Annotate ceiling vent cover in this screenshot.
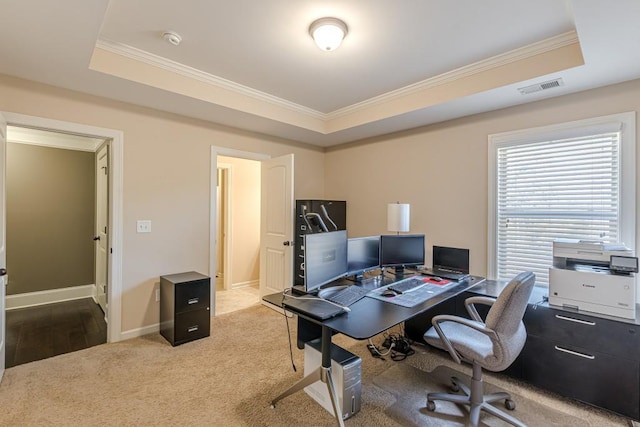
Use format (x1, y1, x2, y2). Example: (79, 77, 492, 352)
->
(518, 78, 564, 95)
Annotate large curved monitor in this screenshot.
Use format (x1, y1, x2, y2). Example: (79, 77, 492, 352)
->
(303, 230, 348, 293)
(380, 234, 425, 272)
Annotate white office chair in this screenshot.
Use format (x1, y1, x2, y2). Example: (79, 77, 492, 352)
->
(423, 271, 535, 427)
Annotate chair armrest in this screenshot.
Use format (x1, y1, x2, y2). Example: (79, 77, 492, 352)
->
(465, 296, 496, 322)
(431, 314, 497, 364)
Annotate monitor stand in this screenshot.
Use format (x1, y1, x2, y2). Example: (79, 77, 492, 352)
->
(386, 266, 414, 280)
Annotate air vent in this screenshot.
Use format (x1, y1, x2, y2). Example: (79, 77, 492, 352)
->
(518, 78, 564, 95)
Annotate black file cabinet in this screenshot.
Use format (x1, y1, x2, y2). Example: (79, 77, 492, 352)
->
(160, 272, 211, 346)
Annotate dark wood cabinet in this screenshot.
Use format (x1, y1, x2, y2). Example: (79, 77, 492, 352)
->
(160, 272, 211, 346)
(405, 281, 640, 421)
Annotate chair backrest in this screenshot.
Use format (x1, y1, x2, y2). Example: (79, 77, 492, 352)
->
(485, 271, 535, 338)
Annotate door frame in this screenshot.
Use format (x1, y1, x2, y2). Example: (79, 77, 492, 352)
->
(210, 146, 269, 316)
(216, 163, 233, 291)
(2, 112, 124, 343)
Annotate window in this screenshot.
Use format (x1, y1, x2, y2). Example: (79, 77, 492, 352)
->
(488, 113, 636, 286)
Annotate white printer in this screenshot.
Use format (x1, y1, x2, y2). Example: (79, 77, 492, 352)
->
(549, 239, 637, 319)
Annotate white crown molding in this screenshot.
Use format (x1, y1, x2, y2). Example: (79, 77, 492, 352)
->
(327, 31, 580, 120)
(95, 38, 326, 120)
(95, 31, 579, 131)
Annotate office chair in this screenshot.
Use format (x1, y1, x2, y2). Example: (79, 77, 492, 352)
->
(423, 271, 535, 427)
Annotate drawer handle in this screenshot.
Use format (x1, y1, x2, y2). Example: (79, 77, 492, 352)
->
(187, 326, 199, 332)
(554, 314, 596, 326)
(554, 346, 595, 360)
(188, 298, 199, 305)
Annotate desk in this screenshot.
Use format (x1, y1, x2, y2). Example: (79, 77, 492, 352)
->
(263, 274, 484, 425)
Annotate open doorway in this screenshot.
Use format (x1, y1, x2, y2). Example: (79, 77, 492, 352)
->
(4, 126, 108, 367)
(214, 155, 261, 315)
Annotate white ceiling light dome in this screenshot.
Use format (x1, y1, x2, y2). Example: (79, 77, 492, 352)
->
(309, 17, 348, 51)
(162, 31, 182, 46)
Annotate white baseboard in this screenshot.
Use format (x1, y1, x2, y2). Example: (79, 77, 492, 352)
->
(120, 323, 160, 341)
(6, 284, 96, 310)
(231, 279, 259, 289)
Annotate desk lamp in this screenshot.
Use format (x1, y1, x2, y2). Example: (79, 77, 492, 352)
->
(387, 202, 410, 235)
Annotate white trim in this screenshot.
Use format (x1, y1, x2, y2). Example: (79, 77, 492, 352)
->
(217, 163, 233, 291)
(6, 284, 96, 310)
(96, 38, 325, 120)
(6, 126, 104, 152)
(487, 111, 636, 282)
(231, 279, 259, 290)
(2, 112, 125, 342)
(210, 146, 269, 316)
(97, 32, 577, 124)
(120, 323, 159, 341)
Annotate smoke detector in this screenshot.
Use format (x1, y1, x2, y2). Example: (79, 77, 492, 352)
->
(162, 31, 182, 46)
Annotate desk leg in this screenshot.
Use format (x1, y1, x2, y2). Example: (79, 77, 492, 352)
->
(270, 326, 345, 427)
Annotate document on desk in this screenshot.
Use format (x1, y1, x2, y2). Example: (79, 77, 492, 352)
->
(369, 279, 455, 307)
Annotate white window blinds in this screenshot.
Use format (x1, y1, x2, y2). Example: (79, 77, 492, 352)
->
(495, 132, 620, 286)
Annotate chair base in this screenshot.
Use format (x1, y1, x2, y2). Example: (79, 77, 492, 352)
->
(426, 363, 526, 427)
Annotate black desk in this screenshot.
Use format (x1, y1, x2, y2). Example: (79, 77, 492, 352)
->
(263, 274, 484, 426)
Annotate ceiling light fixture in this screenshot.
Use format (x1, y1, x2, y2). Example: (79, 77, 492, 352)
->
(309, 17, 348, 51)
(162, 31, 182, 46)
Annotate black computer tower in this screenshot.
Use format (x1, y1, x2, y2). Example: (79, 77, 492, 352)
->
(294, 200, 347, 287)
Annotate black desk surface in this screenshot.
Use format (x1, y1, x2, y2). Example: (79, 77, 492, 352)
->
(263, 274, 485, 340)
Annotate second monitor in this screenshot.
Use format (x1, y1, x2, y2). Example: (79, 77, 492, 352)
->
(346, 236, 380, 279)
(380, 234, 425, 274)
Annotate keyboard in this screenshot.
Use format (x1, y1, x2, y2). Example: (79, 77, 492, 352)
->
(389, 277, 426, 294)
(323, 285, 371, 307)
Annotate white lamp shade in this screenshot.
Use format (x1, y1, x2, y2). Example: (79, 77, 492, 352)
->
(387, 203, 410, 233)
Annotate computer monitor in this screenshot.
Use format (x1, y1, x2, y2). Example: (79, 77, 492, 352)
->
(346, 236, 380, 279)
(433, 246, 470, 274)
(303, 230, 348, 293)
(379, 234, 425, 273)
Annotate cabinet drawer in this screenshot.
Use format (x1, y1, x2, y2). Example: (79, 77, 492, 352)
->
(520, 335, 639, 420)
(524, 306, 639, 359)
(175, 280, 210, 313)
(174, 309, 210, 344)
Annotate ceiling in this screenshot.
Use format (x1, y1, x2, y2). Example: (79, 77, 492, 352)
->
(1, 1, 639, 147)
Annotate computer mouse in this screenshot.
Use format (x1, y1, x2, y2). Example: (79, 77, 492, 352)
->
(431, 277, 442, 282)
(381, 289, 397, 297)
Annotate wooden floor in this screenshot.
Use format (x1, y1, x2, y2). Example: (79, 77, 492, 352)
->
(5, 298, 107, 368)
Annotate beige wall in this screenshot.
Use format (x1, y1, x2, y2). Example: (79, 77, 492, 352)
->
(325, 79, 640, 279)
(218, 155, 261, 287)
(0, 74, 325, 333)
(6, 142, 95, 295)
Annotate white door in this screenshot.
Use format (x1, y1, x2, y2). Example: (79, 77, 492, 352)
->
(95, 142, 109, 315)
(0, 113, 7, 380)
(259, 154, 294, 299)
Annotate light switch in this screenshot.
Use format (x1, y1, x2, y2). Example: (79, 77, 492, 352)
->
(137, 220, 151, 233)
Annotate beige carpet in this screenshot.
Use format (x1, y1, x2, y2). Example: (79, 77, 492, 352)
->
(374, 364, 584, 426)
(0, 304, 629, 426)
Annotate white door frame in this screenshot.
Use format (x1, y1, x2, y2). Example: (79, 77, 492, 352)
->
(210, 146, 269, 316)
(2, 112, 124, 343)
(217, 163, 233, 291)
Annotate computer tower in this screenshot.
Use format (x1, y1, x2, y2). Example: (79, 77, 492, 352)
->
(304, 339, 362, 420)
(295, 200, 347, 287)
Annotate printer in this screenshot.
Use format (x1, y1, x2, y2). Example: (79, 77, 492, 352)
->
(549, 239, 637, 319)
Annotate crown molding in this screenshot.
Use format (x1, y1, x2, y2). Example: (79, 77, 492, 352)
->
(95, 38, 326, 120)
(326, 31, 580, 120)
(7, 126, 103, 152)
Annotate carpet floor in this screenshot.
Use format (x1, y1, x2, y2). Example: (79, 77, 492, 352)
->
(0, 304, 630, 426)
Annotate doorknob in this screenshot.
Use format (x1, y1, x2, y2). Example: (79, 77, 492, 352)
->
(93, 236, 101, 241)
(283, 241, 294, 246)
(0, 268, 7, 276)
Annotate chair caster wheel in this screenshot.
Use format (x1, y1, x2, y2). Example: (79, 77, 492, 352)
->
(426, 400, 436, 411)
(270, 404, 276, 409)
(505, 399, 516, 411)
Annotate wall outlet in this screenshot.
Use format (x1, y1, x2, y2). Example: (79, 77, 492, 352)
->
(155, 288, 160, 302)
(137, 220, 151, 233)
